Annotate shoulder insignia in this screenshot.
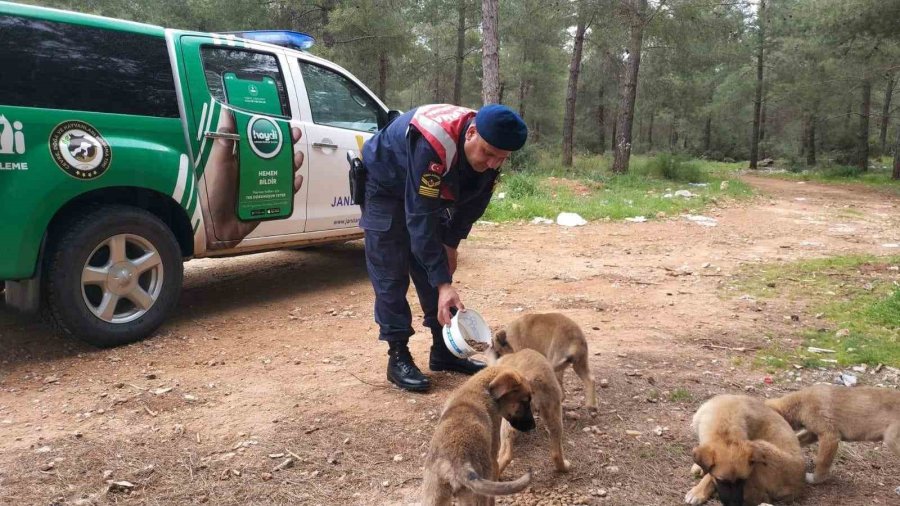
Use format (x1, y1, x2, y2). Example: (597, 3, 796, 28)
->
(419, 172, 441, 198)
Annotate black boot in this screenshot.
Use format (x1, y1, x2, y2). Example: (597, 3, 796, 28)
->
(386, 341, 431, 392)
(429, 329, 486, 375)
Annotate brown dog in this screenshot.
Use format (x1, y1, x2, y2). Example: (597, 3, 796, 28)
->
(686, 394, 805, 506)
(765, 384, 900, 484)
(421, 366, 536, 505)
(490, 313, 597, 409)
(496, 349, 570, 474)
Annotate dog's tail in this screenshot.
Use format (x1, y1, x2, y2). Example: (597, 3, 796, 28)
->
(459, 463, 531, 496)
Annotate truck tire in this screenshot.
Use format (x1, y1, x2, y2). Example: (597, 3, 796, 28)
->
(45, 205, 183, 347)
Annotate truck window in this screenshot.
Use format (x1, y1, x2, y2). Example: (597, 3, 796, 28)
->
(200, 47, 290, 118)
(0, 15, 178, 118)
(298, 61, 382, 132)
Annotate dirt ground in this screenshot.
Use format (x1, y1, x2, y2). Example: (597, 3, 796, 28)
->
(1, 175, 899, 506)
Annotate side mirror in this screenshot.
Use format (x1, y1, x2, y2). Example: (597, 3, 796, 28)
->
(378, 109, 403, 131)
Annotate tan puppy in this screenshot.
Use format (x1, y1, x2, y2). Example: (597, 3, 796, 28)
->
(686, 395, 805, 506)
(422, 366, 536, 506)
(491, 313, 597, 409)
(496, 349, 570, 474)
(765, 384, 900, 484)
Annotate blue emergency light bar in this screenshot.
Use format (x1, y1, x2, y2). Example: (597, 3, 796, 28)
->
(230, 30, 316, 51)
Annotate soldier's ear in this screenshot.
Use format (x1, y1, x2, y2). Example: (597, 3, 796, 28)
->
(465, 124, 477, 141)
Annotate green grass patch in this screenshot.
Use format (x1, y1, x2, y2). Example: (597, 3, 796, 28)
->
(762, 157, 899, 194)
(732, 255, 900, 369)
(669, 388, 693, 402)
(483, 152, 753, 222)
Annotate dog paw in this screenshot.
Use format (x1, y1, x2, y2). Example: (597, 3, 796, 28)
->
(556, 459, 572, 473)
(690, 464, 704, 478)
(684, 486, 709, 505)
(806, 472, 828, 484)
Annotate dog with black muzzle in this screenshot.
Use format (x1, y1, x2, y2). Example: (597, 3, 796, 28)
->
(422, 366, 536, 505)
(686, 395, 805, 506)
(490, 313, 597, 409)
(496, 349, 571, 474)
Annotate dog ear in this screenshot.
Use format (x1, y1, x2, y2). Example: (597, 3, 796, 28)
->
(494, 329, 509, 348)
(748, 441, 770, 467)
(692, 445, 715, 474)
(489, 369, 524, 401)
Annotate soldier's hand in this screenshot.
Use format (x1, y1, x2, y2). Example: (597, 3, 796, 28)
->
(437, 283, 464, 327)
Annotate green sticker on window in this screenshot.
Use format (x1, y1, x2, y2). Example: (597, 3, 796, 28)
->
(223, 73, 284, 117)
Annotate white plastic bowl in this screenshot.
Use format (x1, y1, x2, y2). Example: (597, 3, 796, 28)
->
(442, 309, 492, 359)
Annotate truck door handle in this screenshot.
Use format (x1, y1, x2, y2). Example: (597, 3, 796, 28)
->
(204, 131, 241, 141)
(313, 142, 339, 150)
(204, 131, 240, 154)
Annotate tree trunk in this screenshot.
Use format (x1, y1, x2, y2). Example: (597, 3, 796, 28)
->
(611, 104, 619, 152)
(431, 39, 443, 102)
(517, 44, 529, 121)
(647, 111, 653, 151)
(749, 0, 765, 169)
(637, 116, 643, 148)
(561, 17, 587, 167)
(807, 114, 817, 166)
(800, 115, 809, 159)
(759, 97, 767, 157)
(857, 78, 871, 171)
(759, 93, 767, 140)
(880, 74, 895, 155)
(499, 81, 506, 104)
(704, 115, 712, 153)
(481, 0, 501, 104)
(453, 0, 466, 105)
(670, 114, 678, 149)
(320, 0, 336, 47)
(612, 0, 647, 174)
(597, 84, 606, 155)
(893, 125, 900, 179)
(378, 51, 388, 100)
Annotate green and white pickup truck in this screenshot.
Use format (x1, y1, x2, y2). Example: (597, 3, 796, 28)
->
(0, 1, 395, 346)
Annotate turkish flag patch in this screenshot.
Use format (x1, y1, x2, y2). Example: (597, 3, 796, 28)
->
(428, 161, 444, 175)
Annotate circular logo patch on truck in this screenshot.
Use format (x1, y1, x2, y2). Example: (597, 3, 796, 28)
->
(49, 121, 111, 180)
(247, 116, 283, 159)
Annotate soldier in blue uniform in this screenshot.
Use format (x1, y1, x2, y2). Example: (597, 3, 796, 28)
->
(360, 104, 527, 391)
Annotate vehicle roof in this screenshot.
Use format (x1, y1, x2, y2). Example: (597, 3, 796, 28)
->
(1, 2, 340, 67)
(1, 1, 166, 37)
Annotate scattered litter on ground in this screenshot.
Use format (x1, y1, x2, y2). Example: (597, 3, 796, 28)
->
(557, 212, 587, 227)
(531, 217, 554, 225)
(625, 216, 647, 223)
(684, 215, 718, 227)
(836, 373, 858, 387)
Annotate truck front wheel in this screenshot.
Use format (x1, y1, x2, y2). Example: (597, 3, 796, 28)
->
(45, 205, 184, 347)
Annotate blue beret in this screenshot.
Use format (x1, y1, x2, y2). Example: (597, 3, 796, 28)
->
(475, 104, 528, 151)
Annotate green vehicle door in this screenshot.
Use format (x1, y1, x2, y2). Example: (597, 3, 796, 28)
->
(178, 35, 300, 244)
